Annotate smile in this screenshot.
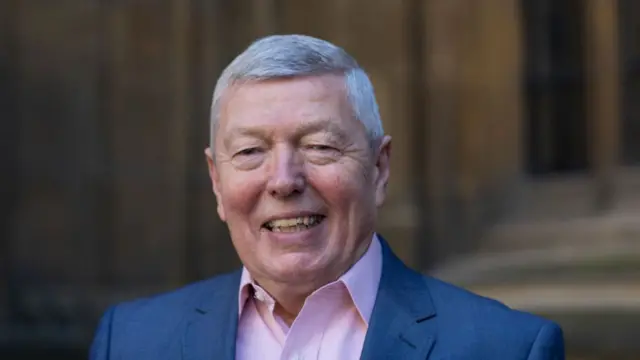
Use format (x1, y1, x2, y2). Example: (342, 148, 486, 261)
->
(263, 215, 326, 232)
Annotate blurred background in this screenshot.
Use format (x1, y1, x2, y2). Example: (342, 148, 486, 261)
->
(1, 0, 638, 359)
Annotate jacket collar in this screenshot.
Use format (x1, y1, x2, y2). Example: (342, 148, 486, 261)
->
(359, 236, 437, 359)
(182, 270, 241, 360)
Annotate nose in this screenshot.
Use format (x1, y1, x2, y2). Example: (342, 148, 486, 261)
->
(265, 144, 306, 199)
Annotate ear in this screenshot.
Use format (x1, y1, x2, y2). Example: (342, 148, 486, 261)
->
(205, 147, 227, 222)
(373, 135, 392, 207)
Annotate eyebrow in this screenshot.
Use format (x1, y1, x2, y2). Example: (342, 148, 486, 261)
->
(224, 118, 350, 147)
(295, 119, 350, 143)
(223, 127, 271, 148)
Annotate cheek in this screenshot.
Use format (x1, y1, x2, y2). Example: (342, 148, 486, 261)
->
(309, 165, 371, 206)
(220, 173, 263, 216)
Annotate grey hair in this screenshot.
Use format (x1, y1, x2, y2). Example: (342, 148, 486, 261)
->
(209, 34, 384, 150)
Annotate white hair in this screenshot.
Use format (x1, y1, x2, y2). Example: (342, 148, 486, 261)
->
(209, 34, 384, 149)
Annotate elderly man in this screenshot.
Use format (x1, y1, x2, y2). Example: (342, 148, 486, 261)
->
(90, 35, 564, 359)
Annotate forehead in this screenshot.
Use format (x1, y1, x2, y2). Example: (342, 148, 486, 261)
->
(217, 75, 360, 138)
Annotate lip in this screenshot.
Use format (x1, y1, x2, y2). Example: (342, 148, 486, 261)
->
(261, 211, 326, 227)
(261, 216, 326, 244)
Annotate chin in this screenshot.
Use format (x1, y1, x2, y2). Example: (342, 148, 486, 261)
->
(268, 257, 324, 282)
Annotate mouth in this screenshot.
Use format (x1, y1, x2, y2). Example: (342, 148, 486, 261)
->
(262, 215, 326, 233)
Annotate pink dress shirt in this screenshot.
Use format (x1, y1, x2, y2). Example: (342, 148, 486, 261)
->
(235, 235, 383, 360)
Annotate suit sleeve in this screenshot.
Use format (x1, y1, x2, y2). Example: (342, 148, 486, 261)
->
(526, 322, 565, 360)
(89, 306, 116, 360)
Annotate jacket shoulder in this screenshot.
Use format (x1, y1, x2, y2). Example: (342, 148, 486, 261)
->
(423, 275, 563, 357)
(90, 271, 240, 359)
(111, 270, 240, 321)
(424, 275, 554, 328)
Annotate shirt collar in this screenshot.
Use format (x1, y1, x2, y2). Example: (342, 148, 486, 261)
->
(237, 234, 383, 325)
(338, 234, 382, 324)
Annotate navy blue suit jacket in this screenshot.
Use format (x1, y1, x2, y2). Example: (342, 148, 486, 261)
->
(90, 239, 565, 359)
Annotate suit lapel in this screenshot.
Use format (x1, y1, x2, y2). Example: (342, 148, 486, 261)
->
(182, 271, 241, 360)
(360, 238, 437, 360)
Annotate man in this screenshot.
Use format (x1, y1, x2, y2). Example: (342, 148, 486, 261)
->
(90, 34, 564, 359)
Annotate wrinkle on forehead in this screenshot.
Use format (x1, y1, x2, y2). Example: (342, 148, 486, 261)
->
(215, 75, 370, 155)
(222, 117, 354, 147)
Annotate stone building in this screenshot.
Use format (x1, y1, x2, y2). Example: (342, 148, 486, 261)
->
(1, 0, 638, 358)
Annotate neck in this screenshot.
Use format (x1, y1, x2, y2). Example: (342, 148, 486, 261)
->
(251, 235, 374, 326)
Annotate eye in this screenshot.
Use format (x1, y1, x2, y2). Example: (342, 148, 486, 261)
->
(303, 144, 342, 165)
(307, 144, 336, 152)
(231, 147, 265, 170)
(235, 147, 262, 156)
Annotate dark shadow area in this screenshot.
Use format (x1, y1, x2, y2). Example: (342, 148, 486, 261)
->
(620, 0, 640, 165)
(523, 0, 588, 176)
(0, 348, 85, 360)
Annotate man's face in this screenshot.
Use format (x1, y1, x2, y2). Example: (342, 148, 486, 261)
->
(206, 74, 391, 288)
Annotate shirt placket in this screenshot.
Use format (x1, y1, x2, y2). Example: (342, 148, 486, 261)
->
(280, 285, 344, 360)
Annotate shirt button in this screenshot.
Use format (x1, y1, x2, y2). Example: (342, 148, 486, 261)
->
(254, 291, 265, 302)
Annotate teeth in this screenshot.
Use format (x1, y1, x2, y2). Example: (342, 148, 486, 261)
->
(266, 215, 323, 231)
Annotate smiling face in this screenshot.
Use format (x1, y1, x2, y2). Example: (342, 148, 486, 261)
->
(206, 74, 391, 290)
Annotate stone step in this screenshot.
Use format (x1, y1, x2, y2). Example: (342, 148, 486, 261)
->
(483, 212, 640, 253)
(459, 283, 640, 313)
(428, 168, 640, 358)
(509, 167, 640, 224)
(431, 245, 640, 286)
